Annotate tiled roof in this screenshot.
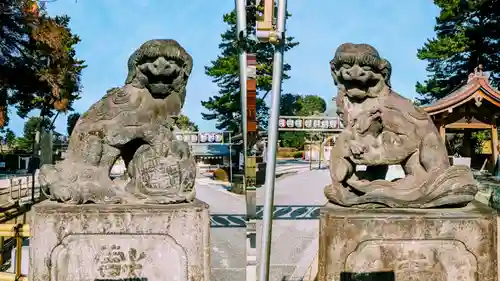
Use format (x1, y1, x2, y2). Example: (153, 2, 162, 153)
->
(423, 66, 500, 115)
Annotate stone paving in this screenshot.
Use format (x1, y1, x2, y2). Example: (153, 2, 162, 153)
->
(256, 168, 330, 281)
(195, 183, 247, 281)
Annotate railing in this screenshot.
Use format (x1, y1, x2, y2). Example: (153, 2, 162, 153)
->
(0, 175, 42, 281)
(0, 224, 29, 281)
(0, 176, 39, 208)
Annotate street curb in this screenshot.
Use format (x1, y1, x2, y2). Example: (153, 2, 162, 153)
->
(210, 184, 245, 199)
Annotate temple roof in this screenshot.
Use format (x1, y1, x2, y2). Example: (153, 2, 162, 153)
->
(423, 65, 500, 115)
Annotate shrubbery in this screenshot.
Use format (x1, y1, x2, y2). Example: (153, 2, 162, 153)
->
(213, 168, 228, 181)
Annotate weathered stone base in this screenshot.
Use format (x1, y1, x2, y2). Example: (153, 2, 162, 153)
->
(29, 200, 210, 281)
(318, 201, 497, 281)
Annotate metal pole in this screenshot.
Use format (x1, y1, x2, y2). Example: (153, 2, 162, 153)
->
(259, 0, 287, 280)
(31, 131, 40, 203)
(235, 0, 247, 191)
(309, 141, 312, 170)
(318, 135, 323, 169)
(229, 133, 233, 184)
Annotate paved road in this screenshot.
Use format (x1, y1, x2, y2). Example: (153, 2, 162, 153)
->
(199, 160, 316, 281)
(256, 168, 330, 281)
(195, 181, 247, 281)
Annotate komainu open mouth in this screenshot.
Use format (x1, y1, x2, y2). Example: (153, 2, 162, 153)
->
(146, 73, 179, 98)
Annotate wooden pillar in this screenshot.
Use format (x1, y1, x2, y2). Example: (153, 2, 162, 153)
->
(439, 125, 446, 144)
(491, 125, 498, 170)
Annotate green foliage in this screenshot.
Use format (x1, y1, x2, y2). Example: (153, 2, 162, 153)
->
(298, 95, 327, 116)
(4, 129, 16, 146)
(279, 93, 326, 116)
(472, 130, 491, 154)
(292, 151, 303, 158)
(278, 94, 327, 149)
(14, 137, 31, 152)
(0, 128, 16, 150)
(213, 168, 229, 181)
(175, 114, 199, 132)
(279, 93, 302, 116)
(416, 0, 500, 104)
(279, 132, 305, 148)
(19, 116, 54, 152)
(66, 112, 80, 136)
(0, 1, 86, 125)
(201, 3, 299, 134)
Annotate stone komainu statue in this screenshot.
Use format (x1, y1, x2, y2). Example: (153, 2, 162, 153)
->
(39, 39, 197, 204)
(325, 43, 478, 208)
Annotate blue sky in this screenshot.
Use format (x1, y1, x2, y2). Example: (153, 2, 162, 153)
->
(281, 1, 440, 109)
(7, 0, 439, 136)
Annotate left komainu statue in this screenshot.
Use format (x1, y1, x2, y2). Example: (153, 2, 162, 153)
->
(39, 39, 197, 205)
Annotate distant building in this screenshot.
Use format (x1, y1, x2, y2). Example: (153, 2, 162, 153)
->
(303, 103, 342, 161)
(191, 144, 235, 166)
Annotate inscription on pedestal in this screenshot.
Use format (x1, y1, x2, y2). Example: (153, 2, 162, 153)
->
(50, 234, 187, 281)
(345, 240, 477, 281)
(96, 245, 146, 278)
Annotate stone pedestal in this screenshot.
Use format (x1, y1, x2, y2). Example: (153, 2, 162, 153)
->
(318, 201, 497, 281)
(29, 200, 210, 281)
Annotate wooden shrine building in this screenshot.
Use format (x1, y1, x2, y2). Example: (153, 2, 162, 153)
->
(423, 65, 500, 170)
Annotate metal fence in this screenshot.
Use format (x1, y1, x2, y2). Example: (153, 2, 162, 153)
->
(0, 176, 41, 281)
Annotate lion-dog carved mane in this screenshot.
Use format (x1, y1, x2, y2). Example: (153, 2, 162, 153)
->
(325, 43, 477, 208)
(39, 39, 197, 205)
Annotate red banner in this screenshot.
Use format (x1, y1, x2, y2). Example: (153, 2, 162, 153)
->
(247, 79, 257, 132)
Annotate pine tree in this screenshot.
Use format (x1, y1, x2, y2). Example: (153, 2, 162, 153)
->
(0, 0, 86, 127)
(175, 114, 199, 132)
(201, 3, 299, 134)
(416, 0, 500, 104)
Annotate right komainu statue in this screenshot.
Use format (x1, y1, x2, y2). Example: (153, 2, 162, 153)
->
(324, 43, 478, 208)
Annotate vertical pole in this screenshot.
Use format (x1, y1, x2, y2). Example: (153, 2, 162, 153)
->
(318, 135, 323, 169)
(18, 179, 22, 202)
(246, 53, 258, 193)
(235, 0, 248, 191)
(439, 125, 446, 144)
(309, 141, 312, 171)
(15, 225, 22, 279)
(229, 133, 233, 184)
(31, 130, 40, 203)
(259, 0, 287, 280)
(9, 178, 13, 202)
(492, 126, 498, 172)
(0, 236, 4, 265)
